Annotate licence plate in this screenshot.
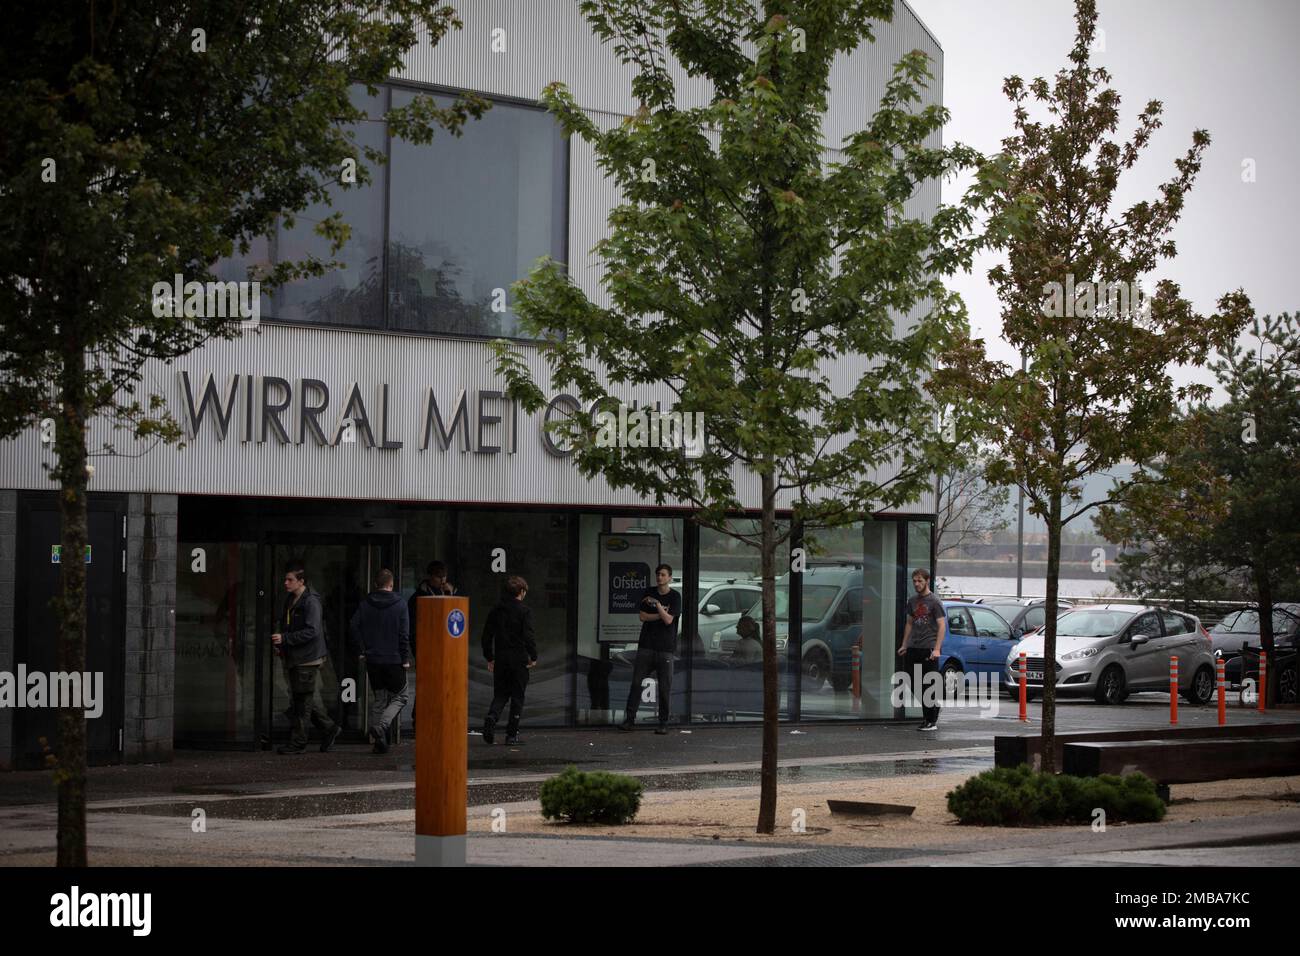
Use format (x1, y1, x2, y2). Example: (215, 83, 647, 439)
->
(1025, 671, 1044, 681)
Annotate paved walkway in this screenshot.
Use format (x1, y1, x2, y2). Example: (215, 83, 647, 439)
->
(3, 704, 1296, 866)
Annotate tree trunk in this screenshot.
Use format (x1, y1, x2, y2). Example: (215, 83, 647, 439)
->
(1040, 491, 1062, 774)
(756, 465, 778, 835)
(55, 343, 89, 866)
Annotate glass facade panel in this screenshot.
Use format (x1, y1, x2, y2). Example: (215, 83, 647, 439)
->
(175, 541, 258, 741)
(688, 520, 791, 723)
(387, 89, 567, 338)
(800, 523, 866, 719)
(861, 520, 902, 718)
(274, 87, 388, 329)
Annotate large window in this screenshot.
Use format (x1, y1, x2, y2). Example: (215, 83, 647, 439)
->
(388, 90, 567, 338)
(217, 84, 568, 338)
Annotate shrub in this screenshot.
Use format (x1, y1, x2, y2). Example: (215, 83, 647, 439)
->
(947, 767, 1166, 826)
(539, 766, 644, 825)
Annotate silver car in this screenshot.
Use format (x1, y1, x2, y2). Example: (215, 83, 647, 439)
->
(1004, 604, 1216, 705)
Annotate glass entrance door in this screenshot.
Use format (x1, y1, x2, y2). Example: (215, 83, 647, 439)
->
(259, 533, 397, 746)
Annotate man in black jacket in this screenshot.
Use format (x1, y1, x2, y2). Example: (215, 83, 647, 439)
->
(349, 568, 411, 754)
(481, 575, 537, 746)
(407, 561, 455, 725)
(271, 563, 341, 755)
(619, 564, 682, 734)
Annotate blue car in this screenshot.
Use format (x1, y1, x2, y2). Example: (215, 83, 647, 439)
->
(934, 600, 1018, 695)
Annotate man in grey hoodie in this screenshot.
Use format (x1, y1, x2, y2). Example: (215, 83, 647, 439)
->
(271, 563, 341, 755)
(349, 568, 412, 754)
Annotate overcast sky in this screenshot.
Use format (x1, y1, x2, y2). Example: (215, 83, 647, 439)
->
(906, 0, 1299, 402)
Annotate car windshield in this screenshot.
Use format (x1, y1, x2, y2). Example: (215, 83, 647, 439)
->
(1056, 610, 1131, 638)
(743, 585, 840, 623)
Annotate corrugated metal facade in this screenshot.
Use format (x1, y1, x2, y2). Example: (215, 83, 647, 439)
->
(0, 0, 942, 514)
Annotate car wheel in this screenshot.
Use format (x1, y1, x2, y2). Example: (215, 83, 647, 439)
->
(802, 647, 831, 692)
(1183, 665, 1215, 706)
(1094, 665, 1125, 705)
(942, 661, 963, 701)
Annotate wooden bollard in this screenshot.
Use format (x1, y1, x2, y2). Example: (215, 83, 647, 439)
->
(415, 595, 468, 867)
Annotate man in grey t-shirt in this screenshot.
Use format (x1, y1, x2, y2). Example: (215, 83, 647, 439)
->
(897, 568, 946, 730)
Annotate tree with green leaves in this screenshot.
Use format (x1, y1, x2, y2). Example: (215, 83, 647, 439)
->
(493, 0, 1022, 833)
(0, 1, 485, 866)
(939, 0, 1252, 771)
(1097, 313, 1300, 702)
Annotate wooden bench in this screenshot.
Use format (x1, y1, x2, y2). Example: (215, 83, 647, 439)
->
(1062, 737, 1300, 785)
(995, 723, 1300, 772)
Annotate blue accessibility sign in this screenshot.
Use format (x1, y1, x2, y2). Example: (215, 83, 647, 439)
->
(447, 609, 465, 638)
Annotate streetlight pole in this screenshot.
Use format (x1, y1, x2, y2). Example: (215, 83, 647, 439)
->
(1015, 351, 1026, 599)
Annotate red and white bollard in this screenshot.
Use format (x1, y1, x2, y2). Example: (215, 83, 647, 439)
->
(1216, 656, 1226, 726)
(1258, 651, 1268, 712)
(1018, 652, 1028, 722)
(1169, 655, 1179, 725)
(850, 645, 861, 713)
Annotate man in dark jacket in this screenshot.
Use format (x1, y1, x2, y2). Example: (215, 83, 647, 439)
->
(349, 568, 411, 754)
(407, 561, 454, 725)
(480, 575, 537, 746)
(271, 563, 341, 755)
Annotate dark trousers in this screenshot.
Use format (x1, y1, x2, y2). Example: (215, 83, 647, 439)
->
(366, 663, 410, 739)
(903, 647, 940, 725)
(487, 657, 530, 736)
(625, 648, 673, 724)
(287, 663, 337, 747)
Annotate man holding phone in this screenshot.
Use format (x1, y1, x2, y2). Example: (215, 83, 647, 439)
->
(619, 563, 682, 735)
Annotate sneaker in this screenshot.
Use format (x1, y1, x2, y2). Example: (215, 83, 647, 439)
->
(319, 725, 342, 753)
(481, 716, 496, 745)
(504, 735, 522, 746)
(368, 728, 388, 755)
(918, 722, 938, 732)
(277, 744, 307, 755)
(654, 724, 668, 735)
(617, 721, 634, 732)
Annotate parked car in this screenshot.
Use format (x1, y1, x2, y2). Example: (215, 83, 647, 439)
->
(1216, 604, 1300, 702)
(1005, 605, 1216, 705)
(936, 601, 1020, 695)
(973, 597, 1074, 639)
(690, 578, 762, 659)
(716, 565, 872, 692)
(1212, 603, 1300, 659)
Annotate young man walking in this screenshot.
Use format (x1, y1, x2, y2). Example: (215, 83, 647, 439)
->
(271, 564, 341, 754)
(619, 564, 682, 735)
(897, 568, 946, 731)
(407, 560, 455, 723)
(481, 575, 538, 746)
(349, 568, 411, 754)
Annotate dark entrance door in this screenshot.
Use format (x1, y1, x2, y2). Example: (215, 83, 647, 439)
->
(255, 533, 398, 746)
(14, 493, 126, 768)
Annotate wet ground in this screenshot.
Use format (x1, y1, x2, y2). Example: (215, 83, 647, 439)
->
(89, 754, 994, 821)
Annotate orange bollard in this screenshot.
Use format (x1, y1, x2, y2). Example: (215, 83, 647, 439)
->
(1018, 652, 1028, 722)
(1258, 651, 1267, 712)
(850, 644, 861, 712)
(415, 595, 469, 867)
(1169, 656, 1178, 725)
(1216, 657, 1226, 726)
